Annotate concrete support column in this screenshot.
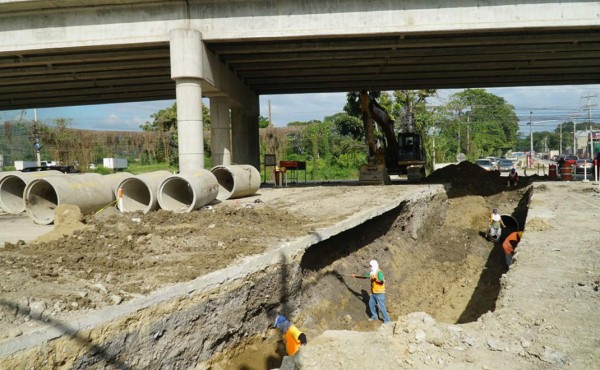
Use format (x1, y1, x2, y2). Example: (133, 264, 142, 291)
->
(231, 107, 246, 165)
(245, 105, 260, 170)
(231, 96, 260, 170)
(170, 28, 204, 174)
(210, 97, 231, 166)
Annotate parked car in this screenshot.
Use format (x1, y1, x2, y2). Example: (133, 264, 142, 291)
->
(21, 165, 79, 173)
(563, 155, 578, 165)
(486, 157, 498, 169)
(497, 159, 514, 172)
(475, 159, 495, 171)
(575, 159, 593, 174)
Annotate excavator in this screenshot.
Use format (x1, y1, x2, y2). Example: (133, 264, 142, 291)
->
(358, 91, 426, 184)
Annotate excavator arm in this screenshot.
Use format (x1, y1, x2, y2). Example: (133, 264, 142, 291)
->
(360, 91, 399, 167)
(359, 91, 426, 183)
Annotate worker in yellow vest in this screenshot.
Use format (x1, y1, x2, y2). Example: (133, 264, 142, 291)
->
(273, 315, 307, 356)
(352, 259, 391, 323)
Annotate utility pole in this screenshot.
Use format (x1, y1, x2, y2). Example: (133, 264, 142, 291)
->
(457, 118, 461, 155)
(268, 99, 273, 127)
(529, 111, 533, 167)
(466, 113, 470, 157)
(570, 113, 578, 155)
(582, 93, 597, 158)
(33, 108, 41, 166)
(559, 123, 563, 156)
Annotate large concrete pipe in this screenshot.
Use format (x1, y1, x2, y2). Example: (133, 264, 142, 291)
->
(24, 173, 114, 225)
(101, 172, 134, 197)
(158, 169, 219, 213)
(211, 164, 261, 200)
(0, 171, 63, 214)
(117, 171, 172, 213)
(0, 170, 20, 183)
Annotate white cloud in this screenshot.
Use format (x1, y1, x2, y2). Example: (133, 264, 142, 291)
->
(2, 86, 599, 132)
(260, 93, 347, 126)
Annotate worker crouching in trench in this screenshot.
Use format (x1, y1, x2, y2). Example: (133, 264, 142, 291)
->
(273, 315, 307, 357)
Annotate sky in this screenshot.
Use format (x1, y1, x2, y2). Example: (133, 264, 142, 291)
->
(1, 85, 599, 135)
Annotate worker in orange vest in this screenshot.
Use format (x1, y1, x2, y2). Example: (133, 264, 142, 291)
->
(502, 231, 523, 267)
(273, 315, 307, 356)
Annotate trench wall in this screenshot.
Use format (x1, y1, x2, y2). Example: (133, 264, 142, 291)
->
(0, 185, 446, 369)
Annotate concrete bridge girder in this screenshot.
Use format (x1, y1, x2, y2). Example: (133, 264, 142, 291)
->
(1, 1, 600, 170)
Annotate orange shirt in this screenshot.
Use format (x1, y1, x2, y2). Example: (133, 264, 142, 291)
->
(283, 325, 303, 356)
(502, 232, 520, 255)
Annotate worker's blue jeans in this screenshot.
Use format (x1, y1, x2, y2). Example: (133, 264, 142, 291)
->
(505, 253, 513, 268)
(369, 293, 391, 323)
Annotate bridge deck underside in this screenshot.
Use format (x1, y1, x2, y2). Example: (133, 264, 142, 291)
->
(1, 28, 600, 109)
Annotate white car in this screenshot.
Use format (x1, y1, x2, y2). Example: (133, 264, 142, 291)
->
(486, 157, 498, 169)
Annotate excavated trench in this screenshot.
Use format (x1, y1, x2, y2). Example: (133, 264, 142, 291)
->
(0, 185, 532, 370)
(209, 186, 532, 369)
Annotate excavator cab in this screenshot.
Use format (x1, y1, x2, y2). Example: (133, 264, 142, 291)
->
(397, 133, 424, 162)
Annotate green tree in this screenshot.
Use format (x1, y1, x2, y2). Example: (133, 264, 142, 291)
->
(140, 102, 211, 166)
(258, 115, 270, 128)
(443, 89, 518, 161)
(329, 112, 363, 141)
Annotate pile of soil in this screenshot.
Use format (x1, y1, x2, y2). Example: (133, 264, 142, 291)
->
(425, 161, 528, 197)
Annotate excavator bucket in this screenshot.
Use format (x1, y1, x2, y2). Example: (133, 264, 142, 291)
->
(359, 163, 391, 185)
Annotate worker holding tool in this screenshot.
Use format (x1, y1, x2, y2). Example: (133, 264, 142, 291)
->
(502, 231, 523, 267)
(273, 315, 307, 356)
(352, 260, 391, 323)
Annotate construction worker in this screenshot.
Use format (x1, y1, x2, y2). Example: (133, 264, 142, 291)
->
(273, 315, 307, 356)
(502, 231, 523, 267)
(352, 260, 391, 323)
(508, 168, 519, 186)
(487, 208, 506, 242)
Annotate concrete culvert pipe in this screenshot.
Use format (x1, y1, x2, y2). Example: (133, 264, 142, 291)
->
(158, 169, 219, 213)
(0, 170, 20, 183)
(117, 170, 172, 213)
(501, 214, 519, 231)
(24, 173, 114, 225)
(211, 164, 261, 200)
(101, 172, 134, 197)
(0, 171, 63, 214)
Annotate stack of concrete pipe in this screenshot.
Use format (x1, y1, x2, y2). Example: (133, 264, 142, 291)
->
(12, 164, 261, 223)
(157, 169, 219, 213)
(210, 164, 261, 201)
(24, 172, 132, 225)
(0, 171, 63, 214)
(117, 170, 172, 213)
(116, 165, 261, 214)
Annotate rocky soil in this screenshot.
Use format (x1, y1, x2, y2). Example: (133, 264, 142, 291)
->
(292, 181, 600, 370)
(3, 163, 597, 370)
(0, 184, 418, 342)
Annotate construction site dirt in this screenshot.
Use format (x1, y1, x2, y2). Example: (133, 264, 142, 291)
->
(0, 162, 599, 369)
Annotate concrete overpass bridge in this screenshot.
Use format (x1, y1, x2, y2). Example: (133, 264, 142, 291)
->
(1, 0, 599, 171)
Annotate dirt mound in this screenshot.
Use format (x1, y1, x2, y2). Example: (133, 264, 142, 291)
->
(425, 161, 524, 197)
(525, 217, 552, 232)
